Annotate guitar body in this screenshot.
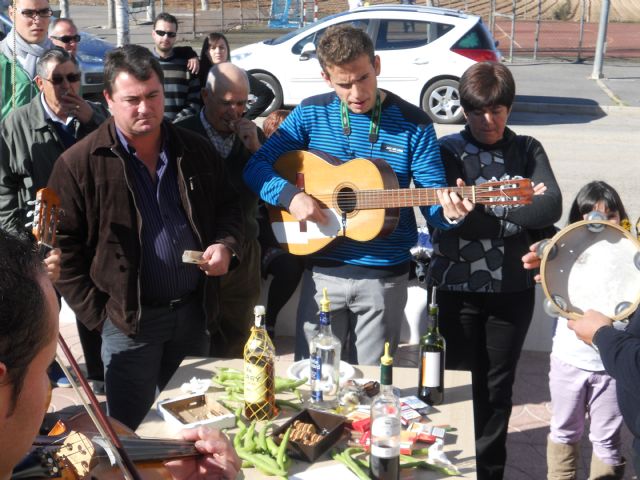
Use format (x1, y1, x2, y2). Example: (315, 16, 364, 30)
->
(268, 150, 399, 255)
(268, 150, 533, 256)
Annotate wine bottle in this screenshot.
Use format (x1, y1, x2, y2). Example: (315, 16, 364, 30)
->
(417, 286, 445, 405)
(370, 342, 400, 480)
(309, 288, 342, 409)
(244, 305, 276, 420)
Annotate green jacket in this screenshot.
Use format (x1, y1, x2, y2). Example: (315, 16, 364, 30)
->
(0, 92, 109, 234)
(0, 51, 38, 120)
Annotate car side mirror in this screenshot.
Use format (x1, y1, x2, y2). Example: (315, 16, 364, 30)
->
(299, 42, 317, 61)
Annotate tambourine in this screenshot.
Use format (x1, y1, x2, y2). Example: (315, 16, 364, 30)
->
(539, 219, 640, 321)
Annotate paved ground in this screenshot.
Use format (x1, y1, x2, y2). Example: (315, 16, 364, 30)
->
(45, 8, 640, 479)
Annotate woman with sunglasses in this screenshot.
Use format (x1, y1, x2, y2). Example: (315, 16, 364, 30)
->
(198, 32, 274, 119)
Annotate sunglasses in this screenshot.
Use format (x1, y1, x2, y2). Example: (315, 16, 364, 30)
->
(44, 73, 82, 85)
(155, 30, 177, 38)
(51, 34, 81, 44)
(17, 7, 53, 19)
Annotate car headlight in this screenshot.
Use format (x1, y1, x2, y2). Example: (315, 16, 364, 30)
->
(76, 53, 105, 63)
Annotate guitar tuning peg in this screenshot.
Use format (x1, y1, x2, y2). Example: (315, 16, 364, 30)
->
(26, 210, 35, 217)
(25, 221, 34, 228)
(26, 199, 37, 206)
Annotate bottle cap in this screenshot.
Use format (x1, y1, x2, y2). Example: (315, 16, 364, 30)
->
(320, 287, 330, 313)
(254, 305, 266, 327)
(430, 286, 437, 308)
(380, 341, 393, 366)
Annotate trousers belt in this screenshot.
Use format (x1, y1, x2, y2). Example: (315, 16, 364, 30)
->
(142, 290, 197, 310)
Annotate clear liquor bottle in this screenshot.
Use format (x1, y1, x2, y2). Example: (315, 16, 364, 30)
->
(369, 342, 400, 480)
(244, 305, 276, 420)
(309, 288, 341, 409)
(417, 286, 445, 405)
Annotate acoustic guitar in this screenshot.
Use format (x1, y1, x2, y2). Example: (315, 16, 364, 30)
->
(30, 187, 61, 256)
(267, 150, 534, 256)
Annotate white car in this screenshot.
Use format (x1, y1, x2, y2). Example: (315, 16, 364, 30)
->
(232, 4, 500, 123)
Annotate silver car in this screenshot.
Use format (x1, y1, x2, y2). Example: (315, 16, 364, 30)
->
(1, 12, 114, 95)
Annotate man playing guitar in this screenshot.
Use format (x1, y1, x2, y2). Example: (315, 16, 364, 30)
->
(243, 25, 473, 365)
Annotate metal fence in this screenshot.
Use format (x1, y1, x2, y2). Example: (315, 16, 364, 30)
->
(125, 0, 639, 60)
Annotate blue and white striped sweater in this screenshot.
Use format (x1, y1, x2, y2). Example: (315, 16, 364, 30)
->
(243, 90, 450, 267)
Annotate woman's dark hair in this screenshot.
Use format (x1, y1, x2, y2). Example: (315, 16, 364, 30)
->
(0, 230, 50, 414)
(459, 61, 516, 111)
(198, 32, 231, 87)
(262, 109, 290, 138)
(568, 180, 628, 225)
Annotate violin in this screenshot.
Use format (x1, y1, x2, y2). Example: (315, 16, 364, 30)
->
(13, 412, 200, 479)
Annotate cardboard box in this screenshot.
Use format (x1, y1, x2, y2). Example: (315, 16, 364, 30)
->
(158, 393, 236, 430)
(272, 409, 346, 463)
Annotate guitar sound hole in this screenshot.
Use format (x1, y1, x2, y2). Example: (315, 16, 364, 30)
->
(336, 188, 357, 214)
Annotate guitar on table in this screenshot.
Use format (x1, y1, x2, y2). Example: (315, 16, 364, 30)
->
(266, 150, 535, 256)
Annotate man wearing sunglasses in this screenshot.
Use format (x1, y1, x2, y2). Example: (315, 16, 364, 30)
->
(0, 0, 54, 119)
(49, 18, 81, 57)
(151, 12, 201, 122)
(0, 47, 107, 239)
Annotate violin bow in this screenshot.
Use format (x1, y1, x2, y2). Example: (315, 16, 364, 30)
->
(56, 336, 143, 480)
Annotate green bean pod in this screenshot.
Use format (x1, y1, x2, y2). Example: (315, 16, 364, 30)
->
(236, 448, 288, 477)
(276, 426, 292, 470)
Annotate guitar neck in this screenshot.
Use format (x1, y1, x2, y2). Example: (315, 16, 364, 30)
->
(356, 186, 476, 209)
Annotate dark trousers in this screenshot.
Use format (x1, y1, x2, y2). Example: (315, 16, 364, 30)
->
(101, 300, 209, 430)
(438, 289, 535, 480)
(77, 319, 104, 381)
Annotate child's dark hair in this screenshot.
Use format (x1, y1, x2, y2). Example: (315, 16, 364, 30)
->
(568, 181, 628, 225)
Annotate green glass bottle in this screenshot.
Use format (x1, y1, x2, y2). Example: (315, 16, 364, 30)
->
(417, 287, 445, 405)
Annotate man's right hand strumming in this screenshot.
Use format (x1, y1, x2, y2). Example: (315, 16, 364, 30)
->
(289, 192, 329, 224)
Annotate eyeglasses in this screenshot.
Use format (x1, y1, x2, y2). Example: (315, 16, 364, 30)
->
(154, 30, 177, 38)
(44, 73, 82, 85)
(51, 34, 81, 44)
(17, 8, 53, 19)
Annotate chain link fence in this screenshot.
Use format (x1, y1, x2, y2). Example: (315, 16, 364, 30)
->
(112, 0, 640, 60)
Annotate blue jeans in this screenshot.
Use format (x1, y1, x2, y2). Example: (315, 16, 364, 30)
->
(101, 299, 209, 430)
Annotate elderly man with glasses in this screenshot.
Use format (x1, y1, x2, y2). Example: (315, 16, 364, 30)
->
(1, 47, 108, 232)
(49, 17, 81, 57)
(176, 62, 264, 358)
(0, 47, 107, 265)
(0, 0, 55, 118)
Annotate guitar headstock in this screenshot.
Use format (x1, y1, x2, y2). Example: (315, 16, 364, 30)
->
(474, 177, 534, 207)
(31, 188, 61, 248)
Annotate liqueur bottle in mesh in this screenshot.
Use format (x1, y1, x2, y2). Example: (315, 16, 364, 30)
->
(244, 305, 276, 420)
(309, 288, 341, 409)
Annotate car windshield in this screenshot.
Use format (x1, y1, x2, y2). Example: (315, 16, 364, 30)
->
(266, 11, 346, 45)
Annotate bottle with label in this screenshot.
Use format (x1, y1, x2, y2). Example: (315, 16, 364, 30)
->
(369, 342, 400, 480)
(309, 288, 342, 409)
(417, 286, 445, 405)
(244, 305, 276, 420)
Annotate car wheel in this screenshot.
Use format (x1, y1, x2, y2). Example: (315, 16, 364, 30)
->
(252, 72, 283, 117)
(422, 79, 464, 124)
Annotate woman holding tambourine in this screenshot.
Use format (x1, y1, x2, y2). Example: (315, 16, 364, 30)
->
(427, 61, 563, 480)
